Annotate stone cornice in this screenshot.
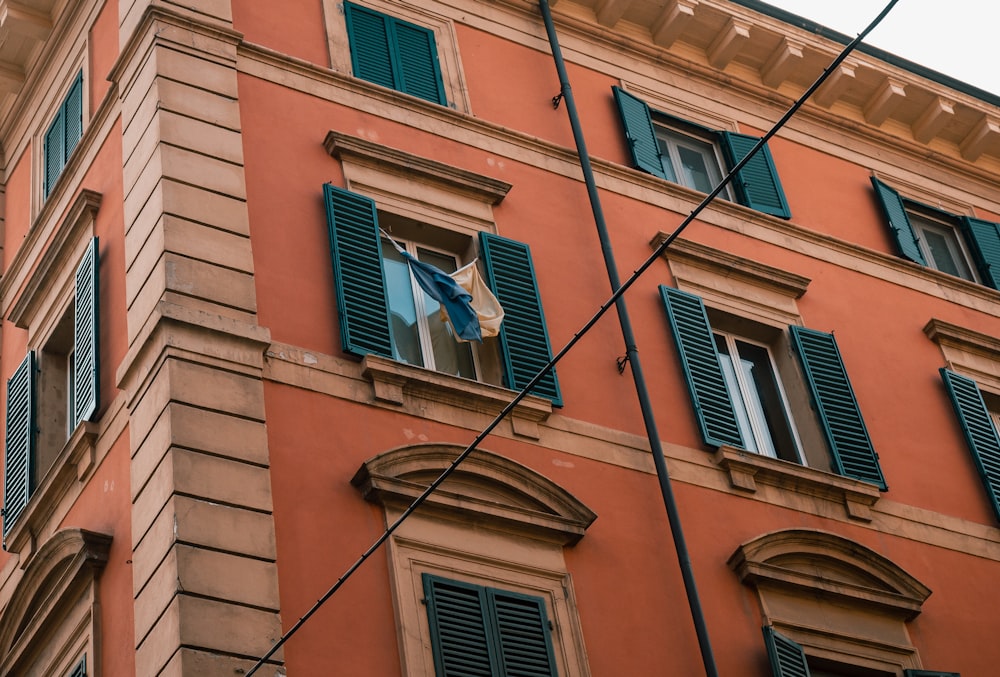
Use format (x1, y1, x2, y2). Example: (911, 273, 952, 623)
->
(2, 189, 100, 326)
(325, 131, 512, 205)
(924, 318, 1000, 361)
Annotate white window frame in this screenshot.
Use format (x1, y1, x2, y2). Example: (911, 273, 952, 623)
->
(906, 208, 979, 282)
(713, 330, 805, 465)
(381, 234, 484, 379)
(653, 122, 733, 200)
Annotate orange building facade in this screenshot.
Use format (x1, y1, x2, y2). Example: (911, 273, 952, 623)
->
(0, 0, 999, 675)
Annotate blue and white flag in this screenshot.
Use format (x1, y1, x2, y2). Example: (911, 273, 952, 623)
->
(399, 250, 482, 342)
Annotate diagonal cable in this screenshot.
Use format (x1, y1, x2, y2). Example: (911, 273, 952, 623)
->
(245, 1, 900, 673)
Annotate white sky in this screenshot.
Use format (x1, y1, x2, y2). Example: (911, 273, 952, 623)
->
(761, 0, 999, 97)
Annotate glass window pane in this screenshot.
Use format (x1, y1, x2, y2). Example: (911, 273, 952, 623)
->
(417, 248, 477, 380)
(921, 227, 971, 279)
(382, 242, 423, 367)
(734, 340, 800, 464)
(677, 145, 715, 194)
(714, 334, 758, 453)
(655, 134, 679, 182)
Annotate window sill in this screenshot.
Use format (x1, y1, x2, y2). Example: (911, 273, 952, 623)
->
(4, 421, 100, 562)
(361, 354, 552, 439)
(713, 446, 881, 522)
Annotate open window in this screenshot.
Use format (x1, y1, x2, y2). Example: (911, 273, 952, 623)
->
(660, 285, 886, 490)
(613, 86, 791, 218)
(2, 237, 100, 550)
(323, 183, 561, 405)
(871, 177, 1000, 288)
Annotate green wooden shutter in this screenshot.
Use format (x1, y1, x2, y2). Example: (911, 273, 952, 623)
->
(940, 369, 1000, 523)
(763, 627, 811, 677)
(871, 177, 925, 265)
(611, 86, 667, 179)
(73, 237, 100, 425)
(790, 326, 886, 489)
(43, 108, 65, 198)
(424, 575, 497, 676)
(959, 217, 1000, 289)
(323, 184, 394, 359)
(659, 286, 744, 449)
(393, 19, 446, 105)
(720, 132, 791, 219)
(479, 232, 562, 406)
(345, 3, 395, 91)
(489, 588, 559, 677)
(3, 352, 36, 544)
(67, 655, 87, 677)
(903, 671, 960, 676)
(64, 71, 84, 161)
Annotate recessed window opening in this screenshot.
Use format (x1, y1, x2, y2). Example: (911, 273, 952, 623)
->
(654, 122, 733, 200)
(907, 207, 978, 281)
(37, 307, 75, 485)
(713, 331, 803, 463)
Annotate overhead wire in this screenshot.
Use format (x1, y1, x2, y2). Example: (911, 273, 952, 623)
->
(244, 0, 901, 673)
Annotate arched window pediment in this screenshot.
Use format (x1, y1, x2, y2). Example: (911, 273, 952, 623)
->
(729, 528, 931, 619)
(351, 444, 596, 545)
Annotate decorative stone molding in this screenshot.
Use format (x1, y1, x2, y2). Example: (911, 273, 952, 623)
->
(729, 528, 931, 620)
(361, 354, 552, 439)
(352, 444, 597, 545)
(924, 318, 1000, 393)
(0, 528, 111, 675)
(714, 447, 881, 522)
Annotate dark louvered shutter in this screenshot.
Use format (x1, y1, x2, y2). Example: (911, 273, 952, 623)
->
(67, 655, 87, 677)
(345, 3, 395, 91)
(720, 132, 791, 219)
(763, 627, 811, 677)
(3, 352, 35, 544)
(959, 217, 1000, 289)
(73, 237, 100, 425)
(940, 369, 1000, 523)
(323, 184, 394, 358)
(658, 286, 744, 449)
(44, 109, 65, 198)
(871, 177, 925, 265)
(489, 588, 558, 677)
(393, 19, 446, 105)
(424, 575, 497, 676)
(64, 71, 84, 160)
(789, 326, 886, 489)
(479, 232, 562, 405)
(611, 87, 667, 179)
(903, 671, 960, 676)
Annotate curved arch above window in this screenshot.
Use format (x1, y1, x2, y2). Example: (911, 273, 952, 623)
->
(351, 443, 597, 545)
(0, 528, 111, 675)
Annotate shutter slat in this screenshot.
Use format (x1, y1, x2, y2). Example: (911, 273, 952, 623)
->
(659, 286, 744, 449)
(424, 576, 496, 677)
(64, 71, 84, 161)
(871, 177, 925, 265)
(73, 237, 100, 425)
(323, 184, 394, 358)
(479, 233, 562, 405)
(43, 110, 65, 198)
(3, 352, 35, 543)
(790, 326, 886, 489)
(612, 86, 667, 179)
(763, 627, 811, 677)
(489, 589, 559, 677)
(940, 369, 1000, 523)
(393, 20, 447, 104)
(345, 3, 395, 90)
(720, 132, 791, 219)
(960, 216, 1000, 289)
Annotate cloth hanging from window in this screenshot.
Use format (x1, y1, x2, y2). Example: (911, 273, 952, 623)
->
(442, 259, 504, 341)
(398, 250, 481, 342)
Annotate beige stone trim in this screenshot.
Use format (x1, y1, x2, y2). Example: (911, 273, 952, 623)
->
(714, 447, 880, 522)
(362, 355, 551, 439)
(353, 444, 596, 545)
(660, 236, 809, 328)
(924, 318, 1000, 393)
(730, 528, 930, 671)
(3, 189, 99, 327)
(321, 0, 472, 113)
(0, 528, 111, 676)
